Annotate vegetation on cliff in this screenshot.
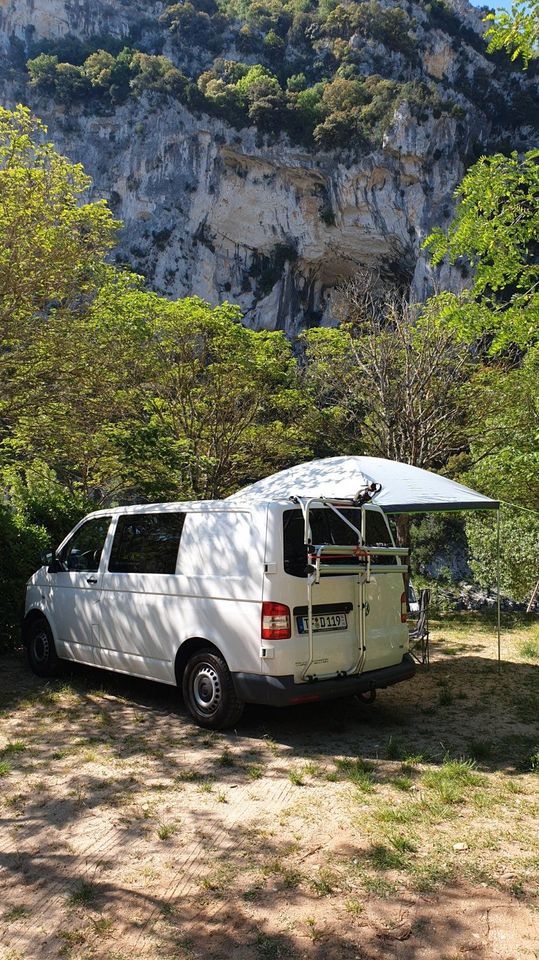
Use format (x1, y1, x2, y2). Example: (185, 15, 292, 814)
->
(19, 0, 536, 151)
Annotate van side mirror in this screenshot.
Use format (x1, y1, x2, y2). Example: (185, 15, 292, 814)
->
(47, 554, 66, 573)
(40, 550, 53, 567)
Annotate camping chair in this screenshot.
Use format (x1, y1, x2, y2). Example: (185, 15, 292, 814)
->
(409, 588, 430, 666)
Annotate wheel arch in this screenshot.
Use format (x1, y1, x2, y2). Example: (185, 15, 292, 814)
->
(21, 608, 51, 647)
(174, 637, 225, 688)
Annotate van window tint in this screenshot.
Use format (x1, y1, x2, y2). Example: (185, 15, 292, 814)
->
(108, 513, 185, 574)
(283, 508, 395, 577)
(60, 516, 111, 573)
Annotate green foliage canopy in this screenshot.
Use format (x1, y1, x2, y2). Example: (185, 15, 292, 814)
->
(485, 0, 539, 66)
(424, 150, 539, 353)
(0, 105, 119, 424)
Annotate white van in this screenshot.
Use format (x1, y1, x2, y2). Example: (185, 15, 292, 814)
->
(23, 496, 415, 728)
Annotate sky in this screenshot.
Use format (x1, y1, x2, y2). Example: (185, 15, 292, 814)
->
(469, 0, 514, 11)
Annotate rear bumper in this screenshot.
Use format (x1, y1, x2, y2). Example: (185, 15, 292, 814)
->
(232, 653, 415, 707)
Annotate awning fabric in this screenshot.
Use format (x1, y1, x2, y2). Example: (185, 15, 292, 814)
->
(230, 456, 499, 513)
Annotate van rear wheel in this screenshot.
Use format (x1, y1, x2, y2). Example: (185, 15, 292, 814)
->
(182, 650, 244, 730)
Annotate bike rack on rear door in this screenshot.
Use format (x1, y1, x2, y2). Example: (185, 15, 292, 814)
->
(293, 496, 409, 682)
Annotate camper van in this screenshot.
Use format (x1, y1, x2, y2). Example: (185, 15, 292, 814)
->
(23, 497, 415, 728)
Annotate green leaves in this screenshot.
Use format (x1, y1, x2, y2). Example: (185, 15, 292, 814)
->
(424, 150, 539, 353)
(484, 0, 539, 67)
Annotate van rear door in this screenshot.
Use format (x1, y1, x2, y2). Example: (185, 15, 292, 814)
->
(362, 507, 408, 669)
(282, 507, 364, 679)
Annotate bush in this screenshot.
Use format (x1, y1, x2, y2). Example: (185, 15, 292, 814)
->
(0, 464, 90, 651)
(0, 505, 48, 651)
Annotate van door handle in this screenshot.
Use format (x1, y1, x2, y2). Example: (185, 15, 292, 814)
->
(86, 577, 98, 584)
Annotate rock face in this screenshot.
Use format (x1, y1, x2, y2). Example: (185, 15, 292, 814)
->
(0, 0, 162, 49)
(0, 0, 535, 333)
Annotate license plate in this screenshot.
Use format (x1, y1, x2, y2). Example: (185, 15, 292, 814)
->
(297, 613, 348, 633)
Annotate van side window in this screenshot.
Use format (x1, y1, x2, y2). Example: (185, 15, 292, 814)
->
(108, 513, 185, 574)
(59, 517, 112, 573)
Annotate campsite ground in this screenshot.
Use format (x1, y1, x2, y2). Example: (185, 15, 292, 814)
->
(0, 614, 538, 960)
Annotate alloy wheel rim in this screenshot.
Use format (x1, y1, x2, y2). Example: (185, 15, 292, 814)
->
(193, 664, 221, 714)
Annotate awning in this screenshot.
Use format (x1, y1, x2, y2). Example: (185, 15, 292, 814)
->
(230, 455, 499, 513)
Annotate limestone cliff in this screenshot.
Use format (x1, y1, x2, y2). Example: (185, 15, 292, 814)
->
(0, 0, 536, 333)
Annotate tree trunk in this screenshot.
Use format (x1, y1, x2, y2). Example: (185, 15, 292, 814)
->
(395, 513, 411, 547)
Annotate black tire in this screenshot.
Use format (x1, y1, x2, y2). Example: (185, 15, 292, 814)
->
(182, 649, 244, 730)
(354, 689, 376, 705)
(26, 617, 61, 678)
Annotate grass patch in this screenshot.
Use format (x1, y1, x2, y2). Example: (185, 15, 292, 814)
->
(2, 906, 29, 922)
(411, 860, 455, 893)
(374, 803, 418, 825)
(2, 741, 27, 755)
(344, 897, 363, 916)
(361, 874, 397, 897)
(174, 769, 206, 783)
(197, 780, 214, 794)
(467, 739, 493, 761)
(247, 764, 264, 781)
(388, 834, 417, 853)
(280, 868, 303, 889)
(335, 758, 375, 792)
(0, 760, 11, 777)
(391, 775, 413, 791)
(367, 843, 406, 870)
(519, 637, 539, 660)
(385, 736, 402, 760)
(200, 865, 233, 892)
(309, 867, 338, 895)
(58, 928, 86, 954)
(375, 795, 455, 826)
(256, 932, 293, 958)
(422, 757, 486, 804)
(68, 880, 98, 907)
(288, 768, 305, 786)
(157, 821, 179, 840)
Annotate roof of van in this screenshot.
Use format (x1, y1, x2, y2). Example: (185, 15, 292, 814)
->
(85, 500, 255, 517)
(83, 498, 384, 519)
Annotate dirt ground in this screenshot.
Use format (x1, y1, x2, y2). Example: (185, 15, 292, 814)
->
(0, 614, 538, 960)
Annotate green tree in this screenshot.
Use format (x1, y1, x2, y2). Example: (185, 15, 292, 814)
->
(124, 297, 310, 500)
(6, 274, 152, 500)
(424, 150, 539, 353)
(466, 509, 539, 602)
(485, 0, 539, 66)
(26, 52, 59, 91)
(302, 272, 472, 468)
(84, 47, 134, 101)
(0, 106, 119, 430)
(462, 346, 539, 600)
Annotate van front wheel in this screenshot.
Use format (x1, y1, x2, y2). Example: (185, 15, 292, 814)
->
(182, 650, 244, 730)
(26, 618, 61, 678)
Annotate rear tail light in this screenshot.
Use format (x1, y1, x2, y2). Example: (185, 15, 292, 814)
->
(261, 601, 291, 640)
(400, 591, 408, 623)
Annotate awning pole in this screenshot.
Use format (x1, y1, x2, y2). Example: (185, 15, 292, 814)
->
(496, 507, 501, 674)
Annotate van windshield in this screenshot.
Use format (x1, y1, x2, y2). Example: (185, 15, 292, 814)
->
(283, 508, 394, 578)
